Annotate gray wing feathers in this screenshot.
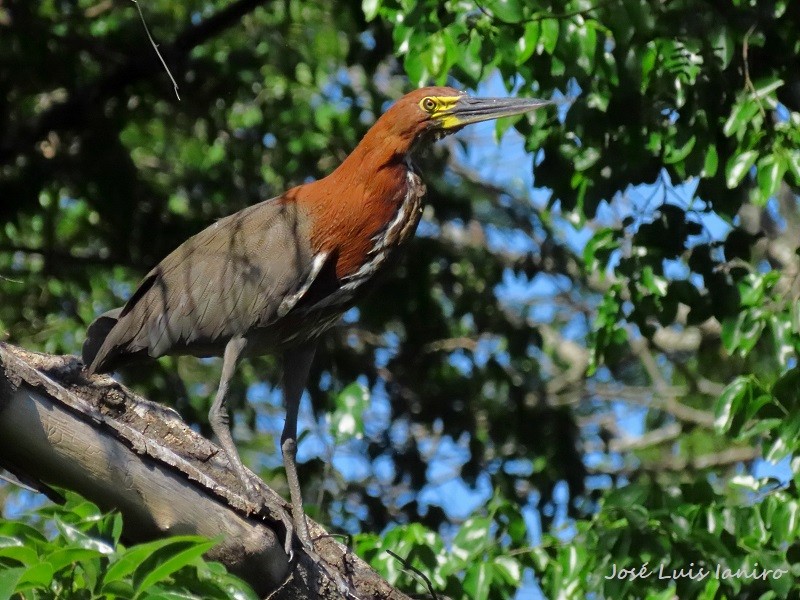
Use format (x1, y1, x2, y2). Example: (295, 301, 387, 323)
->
(88, 199, 319, 372)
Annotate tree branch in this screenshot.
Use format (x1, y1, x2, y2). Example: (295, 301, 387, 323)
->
(0, 342, 409, 600)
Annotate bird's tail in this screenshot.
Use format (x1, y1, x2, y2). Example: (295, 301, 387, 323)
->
(81, 307, 123, 374)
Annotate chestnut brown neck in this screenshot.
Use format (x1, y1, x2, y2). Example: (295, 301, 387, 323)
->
(295, 122, 422, 280)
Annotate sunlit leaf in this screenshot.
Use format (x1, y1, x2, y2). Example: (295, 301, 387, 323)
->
(725, 149, 758, 188)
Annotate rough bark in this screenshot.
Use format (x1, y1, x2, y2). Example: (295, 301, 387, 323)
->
(0, 342, 409, 600)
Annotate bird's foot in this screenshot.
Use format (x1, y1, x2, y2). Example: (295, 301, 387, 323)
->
(290, 518, 359, 599)
(233, 467, 299, 561)
(227, 459, 268, 514)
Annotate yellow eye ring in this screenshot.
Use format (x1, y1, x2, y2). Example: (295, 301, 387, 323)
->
(421, 97, 437, 112)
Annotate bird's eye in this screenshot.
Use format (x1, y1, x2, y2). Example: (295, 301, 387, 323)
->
(421, 97, 437, 113)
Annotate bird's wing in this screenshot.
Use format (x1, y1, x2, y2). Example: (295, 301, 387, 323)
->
(90, 197, 322, 370)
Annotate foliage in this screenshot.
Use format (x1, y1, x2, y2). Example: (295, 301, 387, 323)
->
(532, 476, 798, 600)
(356, 477, 799, 600)
(0, 492, 255, 599)
(356, 498, 534, 600)
(2, 0, 800, 598)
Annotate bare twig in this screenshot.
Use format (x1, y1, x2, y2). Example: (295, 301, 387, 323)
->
(422, 336, 480, 354)
(589, 445, 760, 476)
(590, 382, 716, 427)
(130, 0, 180, 100)
(386, 550, 440, 600)
(473, 0, 611, 25)
(607, 423, 682, 453)
(84, 0, 113, 19)
(742, 24, 766, 118)
(1, 0, 272, 164)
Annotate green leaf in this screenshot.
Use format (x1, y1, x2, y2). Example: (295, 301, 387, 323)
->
(426, 31, 451, 80)
(516, 21, 539, 65)
(18, 562, 56, 587)
(0, 537, 37, 565)
(702, 145, 719, 177)
(0, 521, 47, 545)
(711, 29, 735, 69)
(362, 0, 381, 21)
(105, 536, 204, 587)
(751, 77, 784, 100)
(141, 590, 198, 600)
(452, 517, 493, 562)
(725, 149, 758, 188)
(769, 499, 800, 544)
(111, 513, 124, 546)
(786, 151, 800, 185)
(403, 48, 428, 88)
(697, 578, 721, 600)
(723, 99, 759, 137)
(46, 547, 104, 572)
(641, 266, 667, 296)
(0, 567, 24, 598)
(756, 154, 787, 204)
(540, 18, 559, 54)
(133, 538, 217, 595)
(330, 381, 369, 441)
(105, 545, 161, 586)
(487, 0, 523, 23)
(583, 227, 618, 272)
(493, 556, 522, 586)
(460, 32, 485, 83)
(642, 46, 657, 88)
(463, 561, 493, 600)
(578, 23, 597, 72)
(714, 376, 749, 433)
(574, 147, 601, 171)
(664, 133, 696, 164)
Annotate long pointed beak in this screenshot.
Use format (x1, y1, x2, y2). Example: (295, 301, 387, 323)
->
(439, 95, 552, 130)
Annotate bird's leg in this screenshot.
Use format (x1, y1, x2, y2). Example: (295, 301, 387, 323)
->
(209, 336, 262, 510)
(281, 342, 357, 598)
(281, 341, 317, 545)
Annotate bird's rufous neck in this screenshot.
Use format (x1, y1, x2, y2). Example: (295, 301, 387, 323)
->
(335, 117, 416, 179)
(295, 126, 417, 280)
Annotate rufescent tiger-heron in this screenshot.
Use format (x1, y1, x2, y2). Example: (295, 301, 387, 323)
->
(82, 86, 551, 559)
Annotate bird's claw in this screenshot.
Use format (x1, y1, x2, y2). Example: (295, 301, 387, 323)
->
(236, 470, 265, 513)
(295, 533, 359, 599)
(235, 471, 298, 563)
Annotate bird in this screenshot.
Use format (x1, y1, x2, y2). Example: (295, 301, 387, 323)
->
(82, 86, 550, 554)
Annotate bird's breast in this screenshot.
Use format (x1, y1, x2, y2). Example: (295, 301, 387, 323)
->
(340, 168, 425, 286)
(291, 168, 425, 322)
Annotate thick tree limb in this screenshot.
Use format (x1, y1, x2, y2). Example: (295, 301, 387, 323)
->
(0, 342, 409, 600)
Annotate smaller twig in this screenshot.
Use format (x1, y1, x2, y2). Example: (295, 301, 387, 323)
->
(422, 336, 480, 354)
(130, 0, 181, 100)
(588, 445, 760, 476)
(313, 532, 353, 546)
(84, 0, 113, 19)
(263, 571, 294, 600)
(474, 0, 610, 25)
(608, 423, 682, 453)
(628, 334, 668, 391)
(386, 550, 440, 600)
(742, 24, 765, 118)
(526, 0, 613, 23)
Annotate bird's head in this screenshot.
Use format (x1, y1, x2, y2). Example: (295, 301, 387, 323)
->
(379, 86, 552, 153)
